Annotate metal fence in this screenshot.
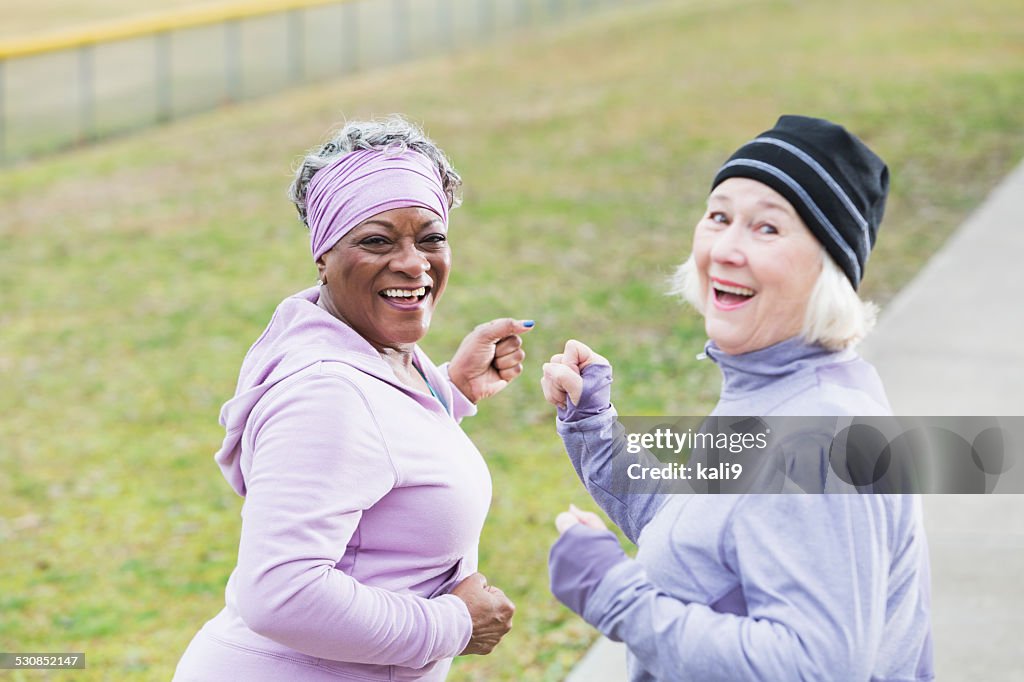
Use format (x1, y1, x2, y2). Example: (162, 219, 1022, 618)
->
(0, 0, 645, 164)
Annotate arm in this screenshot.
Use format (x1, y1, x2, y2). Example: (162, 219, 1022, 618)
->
(234, 372, 471, 667)
(550, 361, 668, 543)
(570, 495, 890, 681)
(446, 318, 533, 407)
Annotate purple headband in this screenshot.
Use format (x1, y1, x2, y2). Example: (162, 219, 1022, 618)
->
(305, 148, 449, 261)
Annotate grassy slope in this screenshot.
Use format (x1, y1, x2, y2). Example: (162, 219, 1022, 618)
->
(1, 0, 1023, 679)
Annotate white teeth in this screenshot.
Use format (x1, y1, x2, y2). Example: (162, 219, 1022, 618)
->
(383, 287, 427, 298)
(713, 282, 755, 297)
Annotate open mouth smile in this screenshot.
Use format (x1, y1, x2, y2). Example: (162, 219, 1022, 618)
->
(711, 278, 756, 310)
(379, 286, 431, 310)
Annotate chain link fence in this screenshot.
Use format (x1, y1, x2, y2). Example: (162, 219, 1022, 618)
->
(0, 0, 647, 164)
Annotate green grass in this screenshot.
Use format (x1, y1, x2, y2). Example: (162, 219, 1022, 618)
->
(1, 0, 1023, 679)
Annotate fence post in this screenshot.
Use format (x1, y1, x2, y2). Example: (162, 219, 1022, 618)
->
(342, 1, 359, 73)
(155, 32, 172, 122)
(437, 0, 453, 50)
(288, 9, 304, 83)
(77, 44, 96, 144)
(516, 0, 530, 26)
(225, 19, 241, 102)
(478, 0, 493, 37)
(392, 0, 408, 62)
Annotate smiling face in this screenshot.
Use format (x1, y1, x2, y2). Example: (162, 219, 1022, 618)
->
(692, 177, 823, 355)
(316, 206, 450, 352)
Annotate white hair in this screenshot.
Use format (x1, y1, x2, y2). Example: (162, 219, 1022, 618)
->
(668, 248, 877, 351)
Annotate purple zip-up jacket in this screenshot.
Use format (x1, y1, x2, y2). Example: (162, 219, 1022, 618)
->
(550, 336, 934, 681)
(174, 288, 488, 681)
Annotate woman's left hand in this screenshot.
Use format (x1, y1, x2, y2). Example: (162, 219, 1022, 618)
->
(448, 318, 533, 404)
(555, 504, 608, 534)
(549, 505, 626, 618)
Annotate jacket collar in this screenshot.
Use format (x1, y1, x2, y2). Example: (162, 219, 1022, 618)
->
(703, 335, 851, 397)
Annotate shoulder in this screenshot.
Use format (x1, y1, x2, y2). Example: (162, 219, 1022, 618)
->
(244, 364, 400, 484)
(248, 363, 388, 446)
(257, 362, 370, 410)
(727, 494, 910, 540)
(774, 352, 892, 416)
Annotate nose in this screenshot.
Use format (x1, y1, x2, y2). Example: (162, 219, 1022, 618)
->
(708, 223, 747, 267)
(388, 239, 431, 277)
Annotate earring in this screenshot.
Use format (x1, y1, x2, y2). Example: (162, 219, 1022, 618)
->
(316, 279, 324, 287)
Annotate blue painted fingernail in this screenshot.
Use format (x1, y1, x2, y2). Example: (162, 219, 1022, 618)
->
(522, 320, 535, 328)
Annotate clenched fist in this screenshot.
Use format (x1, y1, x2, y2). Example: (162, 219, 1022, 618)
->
(450, 572, 515, 655)
(540, 339, 609, 409)
(449, 319, 533, 404)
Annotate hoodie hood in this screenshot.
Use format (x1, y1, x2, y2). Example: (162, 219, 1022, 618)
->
(214, 286, 455, 496)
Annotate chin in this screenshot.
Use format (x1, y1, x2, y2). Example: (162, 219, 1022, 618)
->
(385, 323, 432, 346)
(705, 327, 750, 356)
(705, 319, 731, 346)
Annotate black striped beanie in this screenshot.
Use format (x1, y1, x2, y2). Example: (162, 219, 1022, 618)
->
(711, 115, 889, 290)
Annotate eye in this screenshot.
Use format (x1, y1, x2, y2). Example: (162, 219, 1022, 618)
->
(359, 235, 389, 246)
(421, 233, 448, 248)
(708, 211, 729, 225)
(757, 223, 779, 235)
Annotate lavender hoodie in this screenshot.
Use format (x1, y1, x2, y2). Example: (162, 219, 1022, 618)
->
(174, 288, 488, 682)
(550, 337, 934, 681)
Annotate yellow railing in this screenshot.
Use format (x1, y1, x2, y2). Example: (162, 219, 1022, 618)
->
(0, 0, 350, 59)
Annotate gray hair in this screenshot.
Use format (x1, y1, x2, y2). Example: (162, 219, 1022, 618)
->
(668, 248, 878, 351)
(287, 115, 462, 226)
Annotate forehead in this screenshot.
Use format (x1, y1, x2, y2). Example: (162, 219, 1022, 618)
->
(353, 206, 445, 231)
(709, 177, 797, 216)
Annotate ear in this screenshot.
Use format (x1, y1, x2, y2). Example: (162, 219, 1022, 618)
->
(315, 255, 327, 282)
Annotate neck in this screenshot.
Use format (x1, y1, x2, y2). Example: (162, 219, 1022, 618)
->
(376, 345, 417, 371)
(316, 288, 417, 364)
(379, 344, 431, 397)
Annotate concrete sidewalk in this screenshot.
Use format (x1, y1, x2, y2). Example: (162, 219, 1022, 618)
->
(565, 160, 1024, 681)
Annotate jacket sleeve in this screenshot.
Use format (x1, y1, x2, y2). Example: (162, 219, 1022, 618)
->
(555, 365, 671, 544)
(233, 371, 472, 667)
(556, 408, 667, 543)
(438, 361, 478, 422)
(581, 495, 894, 681)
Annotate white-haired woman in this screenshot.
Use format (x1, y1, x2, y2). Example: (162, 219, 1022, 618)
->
(541, 116, 933, 681)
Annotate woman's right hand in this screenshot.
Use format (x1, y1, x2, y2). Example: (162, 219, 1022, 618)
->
(541, 339, 610, 410)
(450, 573, 515, 655)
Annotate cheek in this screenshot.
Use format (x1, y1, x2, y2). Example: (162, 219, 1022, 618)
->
(433, 253, 451, 284)
(775, 249, 821, 303)
(691, 235, 712, 277)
